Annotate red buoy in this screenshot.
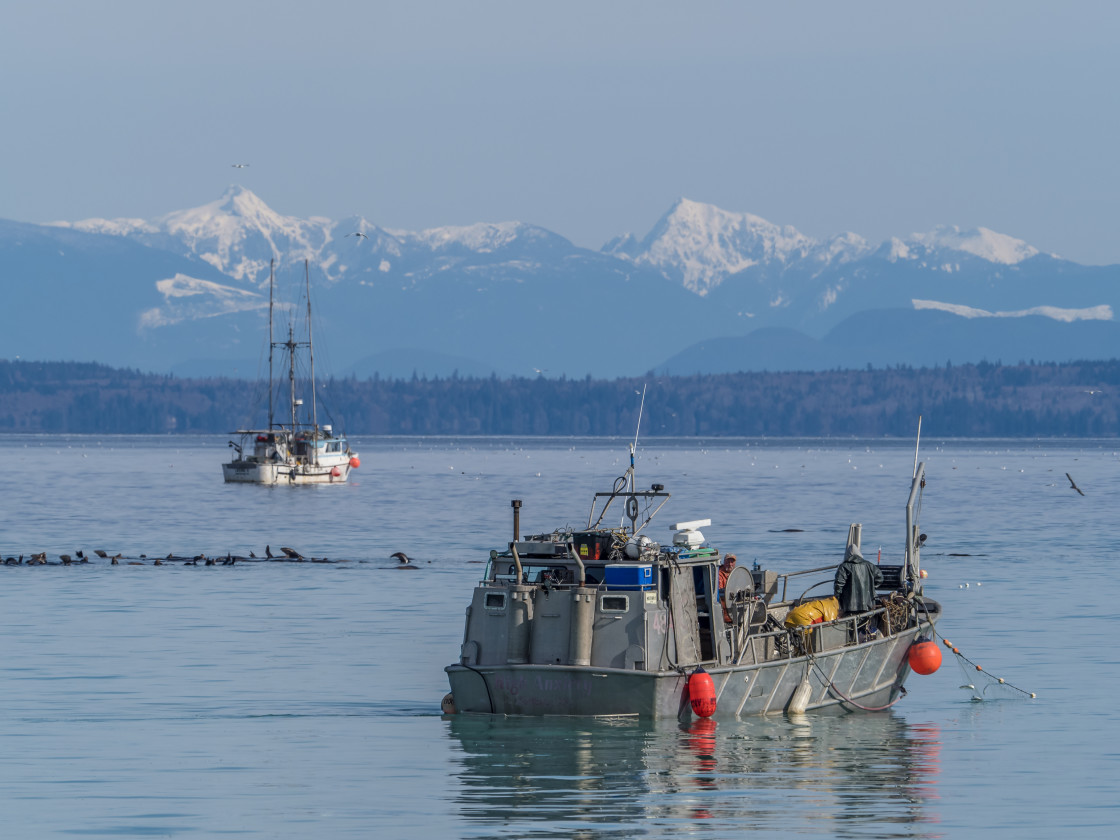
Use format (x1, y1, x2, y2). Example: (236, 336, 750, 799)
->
(331, 466, 342, 477)
(349, 456, 361, 469)
(688, 667, 717, 718)
(908, 640, 942, 675)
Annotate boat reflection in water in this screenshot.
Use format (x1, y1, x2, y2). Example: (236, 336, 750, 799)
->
(446, 713, 941, 837)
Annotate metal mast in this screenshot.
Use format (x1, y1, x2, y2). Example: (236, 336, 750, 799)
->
(287, 322, 297, 435)
(305, 260, 319, 467)
(267, 259, 275, 429)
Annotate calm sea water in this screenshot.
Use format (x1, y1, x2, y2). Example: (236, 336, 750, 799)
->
(1, 434, 1118, 838)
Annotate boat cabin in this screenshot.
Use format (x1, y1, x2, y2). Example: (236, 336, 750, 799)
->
(458, 504, 917, 676)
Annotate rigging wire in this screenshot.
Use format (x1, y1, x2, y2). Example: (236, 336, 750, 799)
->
(933, 632, 1037, 699)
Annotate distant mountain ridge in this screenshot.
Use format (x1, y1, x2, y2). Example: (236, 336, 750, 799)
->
(604, 197, 870, 296)
(2, 186, 1114, 378)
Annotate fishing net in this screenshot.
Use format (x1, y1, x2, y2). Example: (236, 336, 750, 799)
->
(943, 640, 1036, 701)
(881, 595, 912, 633)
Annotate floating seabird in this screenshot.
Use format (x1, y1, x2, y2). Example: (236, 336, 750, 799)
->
(266, 545, 273, 559)
(1066, 473, 1085, 496)
(280, 546, 303, 560)
(94, 550, 108, 558)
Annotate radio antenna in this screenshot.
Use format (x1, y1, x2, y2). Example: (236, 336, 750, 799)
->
(630, 383, 647, 492)
(633, 383, 647, 453)
(631, 387, 649, 492)
(912, 415, 923, 479)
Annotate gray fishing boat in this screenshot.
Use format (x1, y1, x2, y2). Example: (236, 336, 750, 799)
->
(444, 447, 942, 719)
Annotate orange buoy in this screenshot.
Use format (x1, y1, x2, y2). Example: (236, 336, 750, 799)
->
(688, 667, 717, 718)
(349, 456, 361, 469)
(331, 466, 342, 477)
(908, 640, 942, 675)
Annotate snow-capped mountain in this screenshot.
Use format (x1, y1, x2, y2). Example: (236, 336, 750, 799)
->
(49, 187, 1067, 305)
(53, 186, 336, 286)
(878, 225, 1044, 270)
(604, 197, 870, 296)
(8, 188, 1119, 378)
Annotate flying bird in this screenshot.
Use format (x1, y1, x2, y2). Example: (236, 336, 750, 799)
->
(346, 232, 369, 241)
(231, 163, 249, 168)
(1066, 473, 1085, 496)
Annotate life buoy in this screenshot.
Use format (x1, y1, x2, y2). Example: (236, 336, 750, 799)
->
(908, 640, 942, 675)
(688, 667, 717, 717)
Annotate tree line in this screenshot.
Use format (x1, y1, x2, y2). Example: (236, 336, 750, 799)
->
(1, 359, 1117, 437)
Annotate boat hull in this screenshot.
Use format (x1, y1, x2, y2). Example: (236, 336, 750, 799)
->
(445, 618, 934, 719)
(222, 459, 352, 485)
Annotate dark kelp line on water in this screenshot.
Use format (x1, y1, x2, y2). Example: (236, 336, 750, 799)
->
(3, 547, 342, 566)
(2, 546, 423, 568)
(1, 358, 1118, 437)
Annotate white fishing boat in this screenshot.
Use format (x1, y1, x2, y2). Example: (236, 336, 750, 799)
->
(445, 442, 942, 719)
(222, 260, 359, 485)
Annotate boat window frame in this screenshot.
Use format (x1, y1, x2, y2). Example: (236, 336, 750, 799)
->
(484, 592, 507, 610)
(600, 594, 629, 614)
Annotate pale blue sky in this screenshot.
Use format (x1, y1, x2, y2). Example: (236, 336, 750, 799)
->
(3, 1, 1118, 263)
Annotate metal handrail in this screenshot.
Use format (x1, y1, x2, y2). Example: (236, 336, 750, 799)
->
(773, 564, 837, 602)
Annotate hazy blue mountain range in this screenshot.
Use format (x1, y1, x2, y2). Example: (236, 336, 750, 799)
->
(2, 187, 1117, 378)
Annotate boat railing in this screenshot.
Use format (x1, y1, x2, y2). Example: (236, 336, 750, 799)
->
(771, 564, 837, 603)
(733, 601, 915, 667)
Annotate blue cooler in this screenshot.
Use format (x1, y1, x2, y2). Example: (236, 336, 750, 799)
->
(604, 564, 654, 590)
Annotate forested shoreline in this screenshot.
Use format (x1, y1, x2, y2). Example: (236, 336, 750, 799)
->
(1, 359, 1118, 437)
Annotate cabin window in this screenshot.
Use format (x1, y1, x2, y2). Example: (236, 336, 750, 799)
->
(485, 592, 507, 610)
(327, 442, 341, 453)
(601, 595, 629, 613)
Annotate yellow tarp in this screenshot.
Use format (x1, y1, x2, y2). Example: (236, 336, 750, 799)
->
(784, 597, 840, 628)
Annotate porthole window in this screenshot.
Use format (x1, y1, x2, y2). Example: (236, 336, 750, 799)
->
(601, 595, 629, 613)
(485, 592, 507, 610)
